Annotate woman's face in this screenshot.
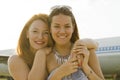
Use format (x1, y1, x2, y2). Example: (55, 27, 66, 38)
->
(50, 14, 74, 45)
(27, 20, 49, 50)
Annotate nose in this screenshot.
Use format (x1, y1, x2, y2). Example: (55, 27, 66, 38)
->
(38, 33, 43, 39)
(59, 28, 65, 33)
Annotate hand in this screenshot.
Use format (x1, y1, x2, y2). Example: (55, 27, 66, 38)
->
(71, 40, 90, 67)
(36, 47, 52, 56)
(57, 54, 79, 77)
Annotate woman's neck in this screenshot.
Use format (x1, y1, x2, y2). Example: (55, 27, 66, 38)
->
(54, 42, 73, 56)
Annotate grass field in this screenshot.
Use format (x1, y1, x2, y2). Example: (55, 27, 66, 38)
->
(0, 79, 7, 80)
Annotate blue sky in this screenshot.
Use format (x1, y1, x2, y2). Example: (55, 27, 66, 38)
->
(0, 0, 120, 50)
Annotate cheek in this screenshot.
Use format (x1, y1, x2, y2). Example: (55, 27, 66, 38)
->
(27, 32, 34, 38)
(50, 29, 57, 36)
(44, 36, 49, 43)
(67, 29, 74, 35)
(46, 37, 49, 42)
(28, 34, 35, 40)
(28, 35, 36, 45)
(28, 35, 35, 42)
(28, 38, 34, 48)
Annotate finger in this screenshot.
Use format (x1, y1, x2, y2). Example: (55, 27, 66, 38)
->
(76, 49, 89, 55)
(46, 48, 52, 55)
(73, 65, 79, 69)
(72, 47, 85, 53)
(77, 55, 83, 67)
(77, 54, 83, 59)
(68, 57, 77, 63)
(71, 68, 78, 73)
(72, 61, 78, 66)
(70, 58, 78, 63)
(71, 62, 79, 70)
(74, 40, 86, 46)
(76, 52, 85, 56)
(73, 46, 88, 51)
(78, 61, 82, 67)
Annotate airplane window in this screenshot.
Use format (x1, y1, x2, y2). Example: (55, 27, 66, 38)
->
(96, 45, 120, 54)
(118, 46, 120, 49)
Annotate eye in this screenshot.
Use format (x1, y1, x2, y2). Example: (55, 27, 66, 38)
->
(43, 31, 49, 36)
(44, 31, 49, 34)
(32, 30, 38, 33)
(53, 25, 60, 28)
(65, 25, 71, 28)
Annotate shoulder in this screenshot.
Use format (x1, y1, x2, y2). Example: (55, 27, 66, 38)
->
(8, 55, 23, 64)
(8, 54, 31, 80)
(81, 38, 98, 50)
(8, 55, 25, 69)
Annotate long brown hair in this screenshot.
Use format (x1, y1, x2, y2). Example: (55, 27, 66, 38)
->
(49, 5, 79, 44)
(17, 14, 51, 69)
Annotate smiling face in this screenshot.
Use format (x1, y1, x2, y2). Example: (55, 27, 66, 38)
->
(27, 20, 49, 50)
(50, 14, 74, 45)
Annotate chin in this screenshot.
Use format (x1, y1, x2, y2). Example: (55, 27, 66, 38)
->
(33, 44, 47, 49)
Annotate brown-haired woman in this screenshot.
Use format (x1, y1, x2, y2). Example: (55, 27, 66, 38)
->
(47, 5, 105, 80)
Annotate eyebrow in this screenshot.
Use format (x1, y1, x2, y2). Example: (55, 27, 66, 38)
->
(53, 23, 71, 25)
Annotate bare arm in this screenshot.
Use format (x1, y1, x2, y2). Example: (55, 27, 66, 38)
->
(82, 39, 105, 79)
(85, 49, 105, 80)
(47, 39, 101, 80)
(8, 55, 30, 80)
(28, 50, 48, 80)
(81, 38, 98, 50)
(28, 48, 51, 80)
(8, 48, 51, 80)
(72, 39, 105, 80)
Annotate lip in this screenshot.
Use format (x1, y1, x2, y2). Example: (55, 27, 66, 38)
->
(35, 41, 45, 45)
(57, 34, 67, 39)
(59, 36, 66, 39)
(57, 36, 67, 40)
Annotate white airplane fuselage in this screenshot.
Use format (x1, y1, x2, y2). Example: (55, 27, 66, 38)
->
(96, 37, 120, 79)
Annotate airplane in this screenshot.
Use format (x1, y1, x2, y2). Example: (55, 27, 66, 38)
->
(0, 36, 120, 80)
(96, 36, 120, 80)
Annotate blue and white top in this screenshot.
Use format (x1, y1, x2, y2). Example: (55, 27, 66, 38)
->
(48, 68, 88, 80)
(48, 50, 88, 80)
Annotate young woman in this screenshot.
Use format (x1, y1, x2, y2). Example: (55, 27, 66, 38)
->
(46, 5, 105, 80)
(8, 14, 53, 80)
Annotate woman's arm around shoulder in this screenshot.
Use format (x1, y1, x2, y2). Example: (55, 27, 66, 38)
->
(81, 38, 98, 50)
(8, 55, 30, 80)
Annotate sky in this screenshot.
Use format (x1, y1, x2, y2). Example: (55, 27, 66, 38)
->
(0, 0, 120, 50)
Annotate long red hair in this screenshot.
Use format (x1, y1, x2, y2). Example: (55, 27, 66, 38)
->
(17, 14, 51, 69)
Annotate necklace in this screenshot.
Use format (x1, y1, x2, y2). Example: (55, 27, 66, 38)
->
(54, 49, 73, 80)
(54, 49, 70, 64)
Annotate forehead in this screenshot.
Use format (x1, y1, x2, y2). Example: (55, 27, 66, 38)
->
(52, 14, 72, 24)
(29, 20, 48, 30)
